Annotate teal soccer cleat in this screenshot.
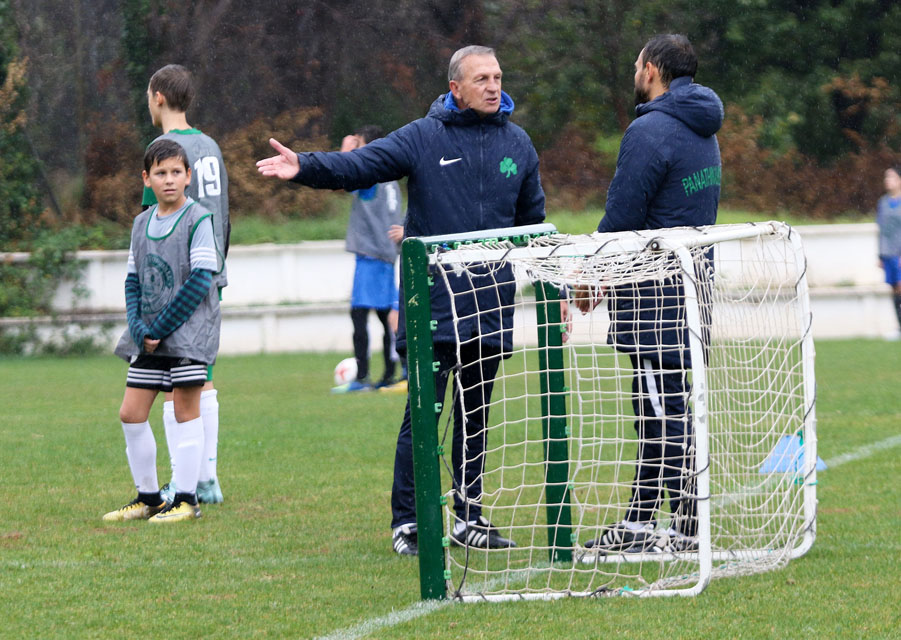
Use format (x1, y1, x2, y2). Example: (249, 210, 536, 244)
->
(196, 478, 224, 504)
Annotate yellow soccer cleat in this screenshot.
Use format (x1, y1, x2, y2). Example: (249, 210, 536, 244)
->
(377, 379, 408, 394)
(147, 498, 202, 524)
(102, 496, 166, 522)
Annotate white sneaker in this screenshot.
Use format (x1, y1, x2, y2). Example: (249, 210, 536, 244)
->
(655, 527, 698, 553)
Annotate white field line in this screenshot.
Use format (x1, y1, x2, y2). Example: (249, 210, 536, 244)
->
(712, 433, 901, 509)
(312, 569, 540, 640)
(312, 600, 451, 640)
(314, 435, 901, 639)
(824, 433, 901, 468)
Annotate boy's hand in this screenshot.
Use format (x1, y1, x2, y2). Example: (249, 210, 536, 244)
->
(559, 299, 573, 343)
(387, 224, 404, 243)
(143, 337, 160, 354)
(256, 138, 301, 180)
(573, 284, 606, 314)
(340, 134, 362, 152)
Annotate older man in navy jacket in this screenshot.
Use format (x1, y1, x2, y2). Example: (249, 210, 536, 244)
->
(576, 34, 722, 555)
(258, 45, 545, 555)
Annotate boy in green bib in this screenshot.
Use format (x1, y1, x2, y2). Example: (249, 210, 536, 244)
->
(104, 139, 220, 523)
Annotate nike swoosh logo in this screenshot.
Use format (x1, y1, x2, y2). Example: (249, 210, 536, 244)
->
(439, 156, 462, 166)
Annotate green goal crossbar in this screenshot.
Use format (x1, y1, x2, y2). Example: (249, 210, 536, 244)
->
(400, 224, 572, 600)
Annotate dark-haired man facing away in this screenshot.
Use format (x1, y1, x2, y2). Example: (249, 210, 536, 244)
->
(575, 34, 723, 555)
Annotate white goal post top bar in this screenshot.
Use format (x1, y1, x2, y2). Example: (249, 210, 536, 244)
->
(413, 223, 559, 247)
(416, 221, 792, 265)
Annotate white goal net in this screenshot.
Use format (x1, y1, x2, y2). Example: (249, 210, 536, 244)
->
(405, 221, 817, 601)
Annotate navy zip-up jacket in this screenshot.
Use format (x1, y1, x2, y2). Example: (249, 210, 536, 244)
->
(599, 76, 723, 367)
(292, 92, 546, 354)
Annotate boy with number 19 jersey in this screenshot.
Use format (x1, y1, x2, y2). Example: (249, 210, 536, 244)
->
(144, 64, 229, 505)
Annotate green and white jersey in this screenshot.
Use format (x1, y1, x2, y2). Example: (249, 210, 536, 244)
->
(143, 128, 230, 287)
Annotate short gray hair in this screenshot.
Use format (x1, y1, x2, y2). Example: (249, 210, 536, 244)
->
(448, 45, 496, 82)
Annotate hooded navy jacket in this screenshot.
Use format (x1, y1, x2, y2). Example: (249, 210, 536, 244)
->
(598, 76, 723, 367)
(292, 92, 546, 354)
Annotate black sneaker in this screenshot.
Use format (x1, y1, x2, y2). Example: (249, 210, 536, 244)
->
(392, 524, 418, 556)
(583, 520, 657, 553)
(450, 516, 517, 549)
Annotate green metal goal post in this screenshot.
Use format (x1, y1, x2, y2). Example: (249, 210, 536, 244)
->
(400, 223, 571, 600)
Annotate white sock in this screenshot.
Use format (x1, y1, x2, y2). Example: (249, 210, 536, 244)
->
(199, 389, 219, 483)
(172, 416, 204, 497)
(163, 401, 177, 481)
(122, 421, 158, 494)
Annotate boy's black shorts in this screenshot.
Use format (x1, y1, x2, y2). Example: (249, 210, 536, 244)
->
(126, 354, 209, 392)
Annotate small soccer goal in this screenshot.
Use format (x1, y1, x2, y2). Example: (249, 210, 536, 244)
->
(401, 221, 818, 601)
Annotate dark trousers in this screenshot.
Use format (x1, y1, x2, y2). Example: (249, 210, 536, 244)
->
(391, 341, 501, 529)
(350, 306, 395, 382)
(624, 354, 698, 536)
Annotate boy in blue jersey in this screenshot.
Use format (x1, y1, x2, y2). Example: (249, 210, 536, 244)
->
(332, 125, 404, 393)
(877, 166, 901, 338)
(103, 139, 221, 524)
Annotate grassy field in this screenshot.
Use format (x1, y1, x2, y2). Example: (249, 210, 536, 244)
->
(76, 205, 870, 250)
(229, 206, 870, 246)
(1, 340, 899, 639)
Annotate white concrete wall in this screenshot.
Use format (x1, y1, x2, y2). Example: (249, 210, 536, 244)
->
(50, 240, 357, 311)
(2, 223, 896, 354)
(793, 223, 883, 288)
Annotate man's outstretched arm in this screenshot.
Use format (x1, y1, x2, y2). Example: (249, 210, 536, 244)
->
(257, 125, 416, 191)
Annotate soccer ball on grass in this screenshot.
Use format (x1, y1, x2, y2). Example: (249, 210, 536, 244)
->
(333, 357, 358, 385)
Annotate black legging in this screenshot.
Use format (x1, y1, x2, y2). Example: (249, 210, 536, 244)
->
(391, 341, 502, 528)
(624, 353, 698, 536)
(350, 306, 395, 382)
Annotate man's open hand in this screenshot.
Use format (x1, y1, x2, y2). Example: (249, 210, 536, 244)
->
(256, 138, 300, 180)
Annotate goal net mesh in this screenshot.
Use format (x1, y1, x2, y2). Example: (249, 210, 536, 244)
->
(417, 222, 816, 599)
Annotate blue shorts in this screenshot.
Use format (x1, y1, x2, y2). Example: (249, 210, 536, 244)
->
(351, 255, 398, 310)
(881, 256, 901, 286)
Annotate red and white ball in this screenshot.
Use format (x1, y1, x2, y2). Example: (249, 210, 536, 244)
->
(333, 357, 358, 385)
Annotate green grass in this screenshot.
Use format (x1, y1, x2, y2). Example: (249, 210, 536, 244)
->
(70, 205, 869, 250)
(228, 212, 349, 245)
(229, 198, 352, 245)
(545, 207, 870, 235)
(1, 340, 899, 638)
(230, 207, 872, 245)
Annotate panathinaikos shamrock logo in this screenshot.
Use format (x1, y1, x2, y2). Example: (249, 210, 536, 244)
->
(499, 156, 517, 178)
